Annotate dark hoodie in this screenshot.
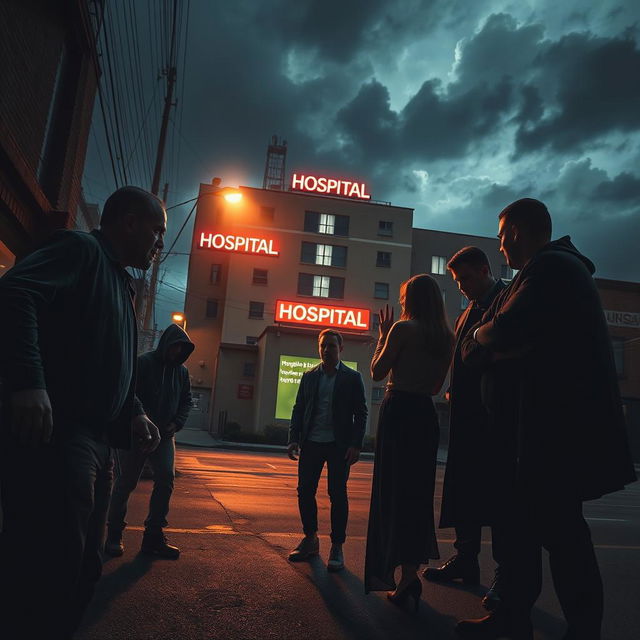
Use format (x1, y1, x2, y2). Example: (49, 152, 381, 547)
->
(136, 324, 194, 435)
(461, 235, 636, 502)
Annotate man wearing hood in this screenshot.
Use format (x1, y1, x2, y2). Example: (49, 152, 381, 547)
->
(106, 323, 194, 559)
(456, 199, 636, 640)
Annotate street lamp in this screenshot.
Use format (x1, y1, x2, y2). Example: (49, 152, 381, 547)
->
(223, 191, 242, 204)
(143, 185, 244, 335)
(171, 311, 187, 331)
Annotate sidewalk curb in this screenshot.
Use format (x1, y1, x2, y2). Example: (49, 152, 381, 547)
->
(176, 438, 377, 459)
(175, 433, 448, 464)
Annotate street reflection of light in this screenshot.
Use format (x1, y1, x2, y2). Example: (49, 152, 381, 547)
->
(223, 192, 242, 204)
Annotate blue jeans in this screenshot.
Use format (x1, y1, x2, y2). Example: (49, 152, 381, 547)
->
(108, 435, 176, 534)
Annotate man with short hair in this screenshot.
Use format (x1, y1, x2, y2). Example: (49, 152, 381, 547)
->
(106, 323, 194, 560)
(457, 198, 636, 639)
(424, 246, 507, 611)
(0, 186, 166, 638)
(287, 329, 368, 571)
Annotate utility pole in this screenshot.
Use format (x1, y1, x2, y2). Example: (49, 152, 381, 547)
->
(142, 0, 178, 333)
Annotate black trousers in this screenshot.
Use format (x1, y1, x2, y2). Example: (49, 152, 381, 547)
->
(454, 523, 504, 567)
(297, 441, 350, 544)
(495, 496, 603, 639)
(0, 431, 113, 639)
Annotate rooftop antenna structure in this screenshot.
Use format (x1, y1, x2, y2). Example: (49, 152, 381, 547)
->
(262, 135, 287, 190)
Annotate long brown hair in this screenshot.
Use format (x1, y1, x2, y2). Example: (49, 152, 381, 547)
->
(399, 274, 454, 359)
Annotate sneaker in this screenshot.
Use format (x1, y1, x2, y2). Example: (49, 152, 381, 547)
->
(288, 535, 319, 562)
(140, 531, 180, 559)
(104, 533, 124, 557)
(327, 546, 345, 572)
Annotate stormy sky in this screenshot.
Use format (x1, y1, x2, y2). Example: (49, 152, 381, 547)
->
(82, 0, 640, 326)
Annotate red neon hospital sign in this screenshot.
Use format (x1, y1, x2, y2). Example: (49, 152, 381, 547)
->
(291, 173, 371, 200)
(275, 300, 370, 330)
(198, 232, 279, 256)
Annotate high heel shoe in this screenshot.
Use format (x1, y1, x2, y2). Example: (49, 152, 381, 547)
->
(386, 578, 422, 612)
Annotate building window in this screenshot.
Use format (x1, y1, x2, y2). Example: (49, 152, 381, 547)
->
(313, 275, 330, 297)
(252, 268, 268, 285)
(318, 213, 335, 234)
(301, 242, 347, 267)
(304, 211, 349, 236)
(242, 362, 256, 378)
(246, 336, 258, 345)
(316, 243, 333, 265)
(378, 220, 393, 236)
(298, 273, 345, 298)
(501, 264, 516, 281)
(612, 337, 625, 378)
(372, 387, 385, 403)
(431, 255, 447, 275)
(460, 295, 469, 310)
(210, 264, 221, 284)
(248, 301, 264, 319)
(371, 313, 380, 332)
(374, 282, 389, 299)
(206, 298, 218, 318)
(376, 251, 391, 268)
(260, 205, 274, 221)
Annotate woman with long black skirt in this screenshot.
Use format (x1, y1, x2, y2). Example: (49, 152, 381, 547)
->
(365, 274, 454, 610)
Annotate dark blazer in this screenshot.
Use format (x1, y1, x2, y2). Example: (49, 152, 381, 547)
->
(462, 236, 636, 502)
(440, 279, 507, 528)
(288, 361, 368, 449)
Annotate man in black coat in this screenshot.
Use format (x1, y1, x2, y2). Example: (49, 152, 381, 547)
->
(457, 198, 637, 640)
(287, 329, 368, 572)
(424, 247, 507, 609)
(0, 186, 165, 638)
(106, 323, 194, 559)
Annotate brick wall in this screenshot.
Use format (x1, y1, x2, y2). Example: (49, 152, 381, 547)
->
(0, 0, 98, 256)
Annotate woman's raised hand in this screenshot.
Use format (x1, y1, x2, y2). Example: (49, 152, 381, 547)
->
(378, 304, 395, 338)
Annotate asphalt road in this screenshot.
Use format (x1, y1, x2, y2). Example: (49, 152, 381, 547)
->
(77, 447, 640, 640)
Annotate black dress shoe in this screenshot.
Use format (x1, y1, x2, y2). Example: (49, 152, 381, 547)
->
(456, 612, 533, 639)
(423, 554, 480, 585)
(141, 531, 180, 559)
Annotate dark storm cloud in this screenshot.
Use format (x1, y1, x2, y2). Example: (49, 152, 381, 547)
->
(335, 80, 398, 162)
(593, 172, 640, 202)
(516, 33, 640, 154)
(255, 0, 454, 64)
(321, 11, 640, 177)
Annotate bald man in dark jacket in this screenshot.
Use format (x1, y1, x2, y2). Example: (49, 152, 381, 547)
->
(0, 187, 166, 638)
(456, 199, 636, 640)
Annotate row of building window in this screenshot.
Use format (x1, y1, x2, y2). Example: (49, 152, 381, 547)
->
(431, 255, 516, 280)
(304, 211, 394, 238)
(252, 206, 397, 238)
(209, 248, 392, 287)
(206, 279, 391, 320)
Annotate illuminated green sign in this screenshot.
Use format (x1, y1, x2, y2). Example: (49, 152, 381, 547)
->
(274, 355, 358, 420)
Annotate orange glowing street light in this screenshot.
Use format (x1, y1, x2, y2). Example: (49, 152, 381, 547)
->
(223, 191, 242, 204)
(171, 311, 187, 331)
